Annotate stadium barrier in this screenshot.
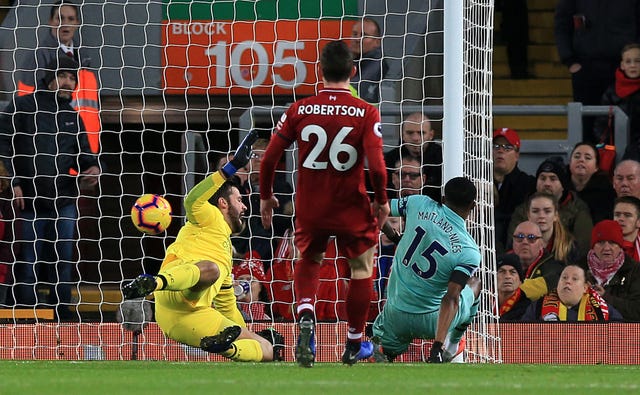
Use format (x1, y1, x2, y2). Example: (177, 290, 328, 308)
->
(1, 322, 638, 364)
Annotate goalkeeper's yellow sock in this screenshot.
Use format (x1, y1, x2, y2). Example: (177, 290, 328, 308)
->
(155, 264, 201, 291)
(221, 339, 264, 362)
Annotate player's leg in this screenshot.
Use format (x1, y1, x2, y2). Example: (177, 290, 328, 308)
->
(341, 240, 377, 365)
(292, 226, 327, 368)
(204, 325, 276, 362)
(370, 303, 410, 362)
(122, 258, 218, 299)
(157, 305, 275, 362)
(443, 277, 482, 361)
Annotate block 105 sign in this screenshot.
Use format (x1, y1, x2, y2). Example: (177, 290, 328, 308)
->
(162, 20, 352, 95)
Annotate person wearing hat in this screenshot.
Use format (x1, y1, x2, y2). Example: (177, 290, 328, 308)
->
(232, 250, 270, 321)
(508, 157, 593, 259)
(0, 56, 100, 321)
(587, 219, 640, 321)
(521, 264, 623, 322)
(493, 127, 536, 255)
(15, 1, 101, 154)
(496, 253, 531, 321)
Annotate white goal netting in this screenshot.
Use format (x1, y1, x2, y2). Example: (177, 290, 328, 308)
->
(0, 0, 498, 362)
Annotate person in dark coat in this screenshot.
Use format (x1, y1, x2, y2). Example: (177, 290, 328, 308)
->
(554, 0, 640, 142)
(493, 128, 536, 255)
(384, 112, 442, 202)
(496, 253, 531, 321)
(568, 142, 616, 223)
(593, 44, 640, 160)
(0, 56, 100, 321)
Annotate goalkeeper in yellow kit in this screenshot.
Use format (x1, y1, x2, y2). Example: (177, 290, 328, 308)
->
(122, 131, 283, 362)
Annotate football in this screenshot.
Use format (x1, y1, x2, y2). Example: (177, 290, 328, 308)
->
(130, 194, 172, 235)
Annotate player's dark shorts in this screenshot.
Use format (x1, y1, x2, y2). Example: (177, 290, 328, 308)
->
(294, 219, 378, 259)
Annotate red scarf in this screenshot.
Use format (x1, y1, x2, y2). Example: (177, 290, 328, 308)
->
(622, 238, 640, 262)
(239, 301, 269, 321)
(539, 287, 610, 321)
(498, 288, 523, 316)
(587, 250, 625, 286)
(524, 249, 544, 278)
(615, 68, 640, 98)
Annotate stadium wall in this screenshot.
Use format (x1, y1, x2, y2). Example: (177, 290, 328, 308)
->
(1, 322, 638, 364)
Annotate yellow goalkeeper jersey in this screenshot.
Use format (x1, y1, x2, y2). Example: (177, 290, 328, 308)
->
(161, 171, 235, 309)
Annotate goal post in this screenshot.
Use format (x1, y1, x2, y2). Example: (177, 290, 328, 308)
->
(0, 0, 498, 363)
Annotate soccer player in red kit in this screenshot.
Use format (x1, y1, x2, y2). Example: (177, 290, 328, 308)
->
(260, 40, 390, 367)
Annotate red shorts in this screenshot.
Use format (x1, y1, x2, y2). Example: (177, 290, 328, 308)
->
(294, 219, 378, 260)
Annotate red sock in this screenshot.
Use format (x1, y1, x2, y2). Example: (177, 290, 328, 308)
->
(345, 277, 373, 343)
(294, 257, 321, 319)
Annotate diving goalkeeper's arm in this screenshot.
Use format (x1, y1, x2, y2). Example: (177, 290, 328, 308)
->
(220, 130, 259, 179)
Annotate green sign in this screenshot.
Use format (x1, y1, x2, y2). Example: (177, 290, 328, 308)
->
(163, 0, 358, 21)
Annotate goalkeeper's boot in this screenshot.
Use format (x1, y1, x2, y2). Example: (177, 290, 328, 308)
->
(200, 326, 242, 354)
(341, 341, 374, 365)
(122, 274, 157, 300)
(257, 328, 285, 362)
(295, 317, 316, 368)
(442, 336, 466, 363)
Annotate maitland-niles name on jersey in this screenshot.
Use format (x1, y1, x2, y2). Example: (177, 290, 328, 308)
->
(418, 210, 462, 253)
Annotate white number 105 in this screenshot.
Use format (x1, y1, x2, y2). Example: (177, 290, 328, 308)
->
(205, 41, 307, 89)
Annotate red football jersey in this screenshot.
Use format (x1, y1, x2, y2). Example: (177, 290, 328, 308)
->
(260, 88, 387, 229)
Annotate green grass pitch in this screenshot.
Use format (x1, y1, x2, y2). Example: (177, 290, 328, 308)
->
(1, 361, 640, 395)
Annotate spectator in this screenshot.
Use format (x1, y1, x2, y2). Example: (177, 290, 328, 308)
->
(509, 158, 593, 257)
(372, 178, 482, 364)
(264, 228, 295, 321)
(0, 56, 100, 321)
(613, 159, 640, 198)
(521, 264, 623, 321)
(234, 138, 293, 265)
(123, 133, 284, 362)
(348, 17, 388, 103)
(568, 142, 616, 223)
(0, 161, 18, 306)
(233, 251, 270, 322)
(376, 216, 401, 303)
(259, 40, 390, 367)
(496, 0, 530, 79)
(593, 44, 640, 160)
(384, 112, 443, 201)
(389, 156, 426, 198)
(613, 196, 640, 261)
(511, 220, 565, 301)
(587, 219, 640, 321)
(554, 0, 640, 143)
(496, 253, 530, 321)
(16, 0, 100, 154)
(524, 192, 580, 263)
(493, 127, 536, 255)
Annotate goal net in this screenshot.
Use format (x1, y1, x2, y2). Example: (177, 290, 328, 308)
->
(0, 0, 498, 363)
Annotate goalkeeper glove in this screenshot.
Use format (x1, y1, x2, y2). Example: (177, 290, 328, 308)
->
(427, 341, 444, 363)
(221, 130, 259, 178)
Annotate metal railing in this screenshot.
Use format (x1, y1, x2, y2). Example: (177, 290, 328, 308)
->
(238, 102, 629, 175)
